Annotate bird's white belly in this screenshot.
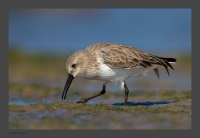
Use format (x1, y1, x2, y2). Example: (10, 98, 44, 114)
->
(94, 63, 156, 82)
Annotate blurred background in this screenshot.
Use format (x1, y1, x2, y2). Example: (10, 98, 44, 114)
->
(9, 9, 191, 105)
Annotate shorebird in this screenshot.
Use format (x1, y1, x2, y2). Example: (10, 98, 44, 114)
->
(62, 42, 176, 105)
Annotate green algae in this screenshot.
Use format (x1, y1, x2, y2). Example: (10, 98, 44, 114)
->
(9, 104, 24, 112)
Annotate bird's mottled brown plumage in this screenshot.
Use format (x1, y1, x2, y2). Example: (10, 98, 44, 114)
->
(86, 42, 176, 77)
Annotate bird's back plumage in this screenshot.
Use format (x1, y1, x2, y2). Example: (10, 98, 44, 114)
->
(86, 42, 176, 77)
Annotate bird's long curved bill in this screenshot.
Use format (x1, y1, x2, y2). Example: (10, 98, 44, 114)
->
(62, 74, 74, 100)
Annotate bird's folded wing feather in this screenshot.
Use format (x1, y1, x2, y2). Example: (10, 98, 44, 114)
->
(86, 42, 174, 76)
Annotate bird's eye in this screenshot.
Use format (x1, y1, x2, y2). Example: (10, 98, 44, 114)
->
(72, 64, 76, 68)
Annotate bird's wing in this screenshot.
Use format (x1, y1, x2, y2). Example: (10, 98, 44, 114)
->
(87, 42, 175, 77)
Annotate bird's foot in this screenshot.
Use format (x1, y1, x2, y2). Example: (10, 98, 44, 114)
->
(76, 99, 88, 104)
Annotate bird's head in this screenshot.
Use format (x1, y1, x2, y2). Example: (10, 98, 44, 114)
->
(62, 50, 87, 100)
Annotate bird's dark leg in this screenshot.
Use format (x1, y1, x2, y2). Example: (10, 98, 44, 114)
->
(76, 83, 106, 104)
(124, 81, 129, 105)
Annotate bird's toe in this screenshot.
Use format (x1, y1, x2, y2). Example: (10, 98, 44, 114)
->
(76, 99, 88, 103)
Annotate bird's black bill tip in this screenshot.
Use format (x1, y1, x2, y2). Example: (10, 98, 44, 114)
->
(61, 74, 74, 100)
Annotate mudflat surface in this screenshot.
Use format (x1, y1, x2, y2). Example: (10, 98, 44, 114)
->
(9, 90, 191, 129)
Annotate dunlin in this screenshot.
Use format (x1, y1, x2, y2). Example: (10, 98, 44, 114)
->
(62, 42, 176, 105)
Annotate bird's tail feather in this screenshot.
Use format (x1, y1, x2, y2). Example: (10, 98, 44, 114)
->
(153, 56, 177, 77)
(157, 57, 177, 63)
